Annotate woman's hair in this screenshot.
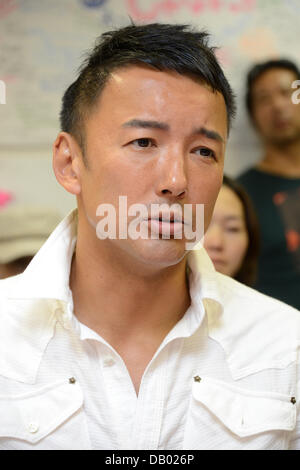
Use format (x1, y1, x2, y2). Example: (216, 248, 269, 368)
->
(222, 175, 260, 286)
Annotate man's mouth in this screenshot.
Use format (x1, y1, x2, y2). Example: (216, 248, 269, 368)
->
(150, 216, 184, 223)
(146, 215, 185, 237)
(147, 210, 185, 224)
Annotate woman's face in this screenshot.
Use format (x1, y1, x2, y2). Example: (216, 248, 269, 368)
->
(204, 185, 249, 278)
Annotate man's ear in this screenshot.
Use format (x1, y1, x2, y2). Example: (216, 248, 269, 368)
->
(52, 132, 82, 195)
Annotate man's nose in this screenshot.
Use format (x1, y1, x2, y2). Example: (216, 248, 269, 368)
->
(271, 93, 290, 113)
(156, 149, 188, 199)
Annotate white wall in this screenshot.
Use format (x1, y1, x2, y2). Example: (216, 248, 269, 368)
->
(1, 0, 300, 215)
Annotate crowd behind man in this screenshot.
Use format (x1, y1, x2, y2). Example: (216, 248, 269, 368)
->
(238, 59, 300, 310)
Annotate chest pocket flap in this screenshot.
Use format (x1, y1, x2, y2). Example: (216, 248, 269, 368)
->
(0, 379, 84, 444)
(192, 376, 296, 438)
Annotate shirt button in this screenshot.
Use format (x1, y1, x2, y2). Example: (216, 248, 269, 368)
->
(103, 357, 115, 367)
(27, 422, 39, 433)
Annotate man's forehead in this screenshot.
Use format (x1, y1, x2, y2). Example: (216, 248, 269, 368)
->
(254, 68, 298, 91)
(91, 64, 228, 139)
(104, 64, 216, 95)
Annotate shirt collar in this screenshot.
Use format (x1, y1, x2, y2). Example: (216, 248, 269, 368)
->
(7, 208, 222, 309)
(1, 208, 223, 384)
(70, 245, 223, 351)
(6, 209, 78, 302)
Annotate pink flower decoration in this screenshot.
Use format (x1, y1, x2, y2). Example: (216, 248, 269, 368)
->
(0, 191, 13, 208)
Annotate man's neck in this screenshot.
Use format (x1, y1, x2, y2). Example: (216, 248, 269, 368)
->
(69, 220, 191, 394)
(257, 139, 300, 177)
(69, 223, 191, 352)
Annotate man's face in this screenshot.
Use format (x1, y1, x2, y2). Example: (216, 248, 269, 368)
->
(77, 65, 227, 269)
(251, 68, 300, 145)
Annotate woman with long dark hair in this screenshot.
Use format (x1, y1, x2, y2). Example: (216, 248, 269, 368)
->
(204, 175, 260, 286)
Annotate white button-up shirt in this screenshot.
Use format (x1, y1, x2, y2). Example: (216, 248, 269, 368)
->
(0, 209, 300, 450)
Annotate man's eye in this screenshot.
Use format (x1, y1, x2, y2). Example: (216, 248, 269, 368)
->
(132, 138, 153, 148)
(194, 147, 216, 159)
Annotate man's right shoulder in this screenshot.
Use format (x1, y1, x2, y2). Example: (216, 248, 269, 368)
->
(208, 272, 300, 379)
(216, 271, 299, 316)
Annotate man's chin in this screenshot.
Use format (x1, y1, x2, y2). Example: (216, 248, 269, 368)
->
(131, 238, 188, 269)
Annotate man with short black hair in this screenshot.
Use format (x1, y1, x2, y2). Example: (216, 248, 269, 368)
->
(0, 25, 299, 451)
(238, 59, 300, 310)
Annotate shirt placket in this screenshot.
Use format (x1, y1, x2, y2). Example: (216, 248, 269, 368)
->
(97, 344, 138, 449)
(97, 341, 169, 450)
(128, 347, 169, 450)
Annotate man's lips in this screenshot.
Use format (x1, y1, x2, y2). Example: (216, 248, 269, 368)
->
(147, 216, 185, 223)
(145, 217, 185, 236)
(147, 211, 186, 224)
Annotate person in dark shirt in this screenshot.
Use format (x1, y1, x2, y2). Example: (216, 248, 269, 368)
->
(238, 59, 300, 309)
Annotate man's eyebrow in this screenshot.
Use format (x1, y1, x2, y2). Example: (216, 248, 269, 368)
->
(122, 120, 224, 143)
(193, 127, 224, 143)
(122, 119, 170, 131)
